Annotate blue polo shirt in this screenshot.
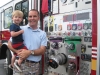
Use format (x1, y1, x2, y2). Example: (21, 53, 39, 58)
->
(19, 25, 47, 62)
(10, 23, 23, 44)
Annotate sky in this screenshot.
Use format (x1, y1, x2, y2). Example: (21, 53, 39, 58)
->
(0, 0, 11, 7)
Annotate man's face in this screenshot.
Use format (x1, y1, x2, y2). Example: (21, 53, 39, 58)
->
(28, 11, 39, 26)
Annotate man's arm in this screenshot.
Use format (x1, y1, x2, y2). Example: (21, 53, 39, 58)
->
(32, 32, 47, 55)
(18, 46, 46, 59)
(8, 40, 19, 53)
(30, 46, 46, 55)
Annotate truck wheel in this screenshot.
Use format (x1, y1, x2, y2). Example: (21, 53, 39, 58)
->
(6, 49, 13, 75)
(0, 45, 6, 59)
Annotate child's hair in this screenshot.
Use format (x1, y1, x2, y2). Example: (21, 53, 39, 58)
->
(12, 10, 23, 18)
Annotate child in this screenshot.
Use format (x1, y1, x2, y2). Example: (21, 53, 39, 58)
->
(9, 10, 27, 72)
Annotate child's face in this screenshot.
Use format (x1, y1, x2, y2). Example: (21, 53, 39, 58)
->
(12, 15, 23, 25)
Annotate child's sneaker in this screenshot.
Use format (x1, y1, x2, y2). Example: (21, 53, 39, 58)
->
(9, 64, 13, 70)
(14, 61, 22, 72)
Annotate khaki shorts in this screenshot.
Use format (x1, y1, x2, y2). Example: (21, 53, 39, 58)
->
(13, 60, 40, 75)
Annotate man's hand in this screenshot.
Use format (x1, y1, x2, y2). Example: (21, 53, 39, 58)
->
(15, 50, 22, 54)
(18, 49, 31, 59)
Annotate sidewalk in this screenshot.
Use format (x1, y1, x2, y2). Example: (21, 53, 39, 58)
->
(0, 59, 7, 75)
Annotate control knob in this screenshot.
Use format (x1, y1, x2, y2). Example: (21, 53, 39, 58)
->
(51, 42, 58, 49)
(67, 43, 75, 50)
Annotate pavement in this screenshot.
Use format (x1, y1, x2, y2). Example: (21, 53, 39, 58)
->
(0, 59, 7, 75)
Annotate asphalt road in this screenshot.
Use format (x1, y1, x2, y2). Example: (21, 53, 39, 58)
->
(0, 59, 7, 75)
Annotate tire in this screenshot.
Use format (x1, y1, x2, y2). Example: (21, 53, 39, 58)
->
(6, 49, 13, 75)
(0, 45, 6, 59)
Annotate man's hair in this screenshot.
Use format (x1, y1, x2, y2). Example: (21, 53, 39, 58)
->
(12, 10, 23, 17)
(28, 9, 40, 16)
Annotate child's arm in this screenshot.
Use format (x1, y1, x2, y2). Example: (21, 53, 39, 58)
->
(11, 30, 24, 37)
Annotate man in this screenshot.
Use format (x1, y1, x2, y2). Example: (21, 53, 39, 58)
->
(8, 9, 47, 75)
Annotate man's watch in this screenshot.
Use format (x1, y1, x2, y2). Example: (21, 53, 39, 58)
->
(30, 50, 34, 55)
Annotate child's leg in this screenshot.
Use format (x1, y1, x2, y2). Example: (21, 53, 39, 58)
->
(11, 55, 16, 67)
(17, 58, 24, 66)
(14, 56, 23, 72)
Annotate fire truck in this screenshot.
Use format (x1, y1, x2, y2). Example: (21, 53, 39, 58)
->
(0, 0, 100, 75)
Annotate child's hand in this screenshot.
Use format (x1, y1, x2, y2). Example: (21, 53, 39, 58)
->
(20, 30, 24, 33)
